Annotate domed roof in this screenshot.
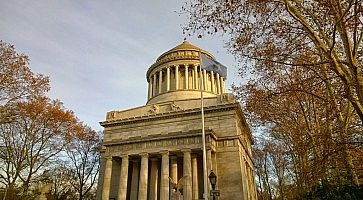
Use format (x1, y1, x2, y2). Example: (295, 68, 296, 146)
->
(156, 41, 214, 61)
(147, 41, 215, 78)
(166, 40, 201, 52)
(146, 41, 227, 105)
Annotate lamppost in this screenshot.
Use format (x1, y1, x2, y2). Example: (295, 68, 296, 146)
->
(208, 171, 219, 199)
(208, 171, 217, 190)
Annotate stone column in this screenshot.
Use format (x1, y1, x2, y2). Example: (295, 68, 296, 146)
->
(159, 70, 163, 94)
(130, 160, 140, 200)
(192, 67, 195, 89)
(138, 153, 148, 200)
(149, 158, 159, 200)
(170, 156, 178, 198)
(166, 67, 170, 91)
(118, 155, 129, 200)
(211, 71, 215, 93)
(192, 155, 199, 200)
(175, 65, 179, 90)
(153, 73, 157, 96)
(160, 151, 170, 200)
(96, 153, 105, 200)
(203, 69, 207, 91)
(182, 149, 192, 200)
(194, 65, 198, 90)
(148, 79, 151, 100)
(220, 76, 225, 93)
(185, 65, 189, 89)
(101, 156, 112, 200)
(216, 73, 220, 94)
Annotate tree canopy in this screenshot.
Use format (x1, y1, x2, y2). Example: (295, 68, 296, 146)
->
(183, 0, 363, 124)
(0, 41, 100, 200)
(183, 0, 363, 199)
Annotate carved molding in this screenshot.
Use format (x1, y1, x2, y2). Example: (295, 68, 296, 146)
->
(218, 93, 236, 104)
(101, 103, 237, 127)
(170, 103, 181, 111)
(106, 112, 115, 120)
(148, 104, 159, 114)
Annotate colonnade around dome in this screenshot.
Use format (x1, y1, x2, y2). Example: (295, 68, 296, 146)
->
(147, 64, 226, 103)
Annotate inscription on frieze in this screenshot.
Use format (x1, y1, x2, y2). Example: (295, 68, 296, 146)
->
(135, 143, 143, 149)
(108, 135, 210, 153)
(146, 141, 156, 148)
(178, 138, 185, 145)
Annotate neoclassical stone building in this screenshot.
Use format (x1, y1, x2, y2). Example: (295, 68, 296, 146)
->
(96, 41, 257, 200)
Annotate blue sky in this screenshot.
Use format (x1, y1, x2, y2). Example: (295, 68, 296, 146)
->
(0, 0, 242, 131)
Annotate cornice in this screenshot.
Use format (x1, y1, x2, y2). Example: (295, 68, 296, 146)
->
(100, 102, 238, 127)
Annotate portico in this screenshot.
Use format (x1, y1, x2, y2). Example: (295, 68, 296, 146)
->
(99, 130, 216, 200)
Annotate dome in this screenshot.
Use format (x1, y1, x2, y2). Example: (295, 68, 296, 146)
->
(156, 41, 215, 61)
(146, 41, 227, 105)
(147, 41, 215, 77)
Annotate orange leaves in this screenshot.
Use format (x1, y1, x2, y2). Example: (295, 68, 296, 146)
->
(184, 0, 363, 195)
(15, 97, 74, 132)
(0, 41, 98, 196)
(183, 0, 363, 124)
(0, 41, 50, 120)
(0, 40, 97, 144)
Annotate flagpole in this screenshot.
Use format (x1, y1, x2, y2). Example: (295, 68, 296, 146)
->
(199, 54, 209, 200)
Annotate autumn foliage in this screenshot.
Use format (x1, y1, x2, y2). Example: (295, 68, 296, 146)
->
(0, 41, 100, 200)
(183, 0, 363, 199)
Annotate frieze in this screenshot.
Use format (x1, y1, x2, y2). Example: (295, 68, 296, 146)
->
(105, 133, 214, 156)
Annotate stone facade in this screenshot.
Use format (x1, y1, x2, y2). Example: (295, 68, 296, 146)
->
(96, 41, 257, 200)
